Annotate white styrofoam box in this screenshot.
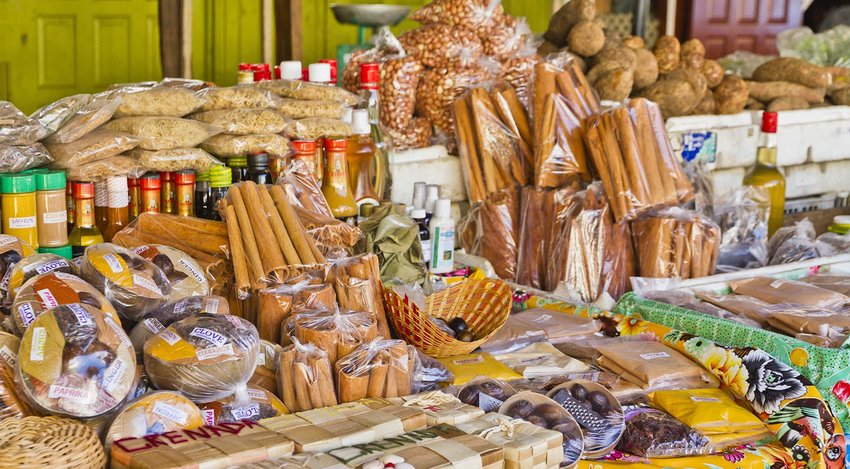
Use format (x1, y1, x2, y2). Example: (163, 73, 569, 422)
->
(389, 145, 466, 205)
(707, 167, 747, 200)
(665, 112, 758, 170)
(710, 160, 850, 200)
(767, 106, 850, 165)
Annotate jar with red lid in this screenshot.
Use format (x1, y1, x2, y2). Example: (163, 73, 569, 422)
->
(319, 58, 338, 86)
(175, 170, 195, 217)
(293, 140, 322, 184)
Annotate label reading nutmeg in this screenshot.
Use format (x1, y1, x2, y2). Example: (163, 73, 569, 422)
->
(179, 258, 205, 283)
(104, 316, 131, 348)
(102, 357, 128, 395)
(30, 327, 47, 361)
(196, 344, 234, 360)
(247, 388, 267, 401)
(190, 327, 228, 347)
(639, 352, 670, 360)
(153, 400, 189, 425)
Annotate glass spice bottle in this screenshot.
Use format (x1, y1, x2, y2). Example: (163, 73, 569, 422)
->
(140, 173, 161, 214)
(128, 177, 141, 219)
(160, 172, 176, 215)
(102, 176, 129, 242)
(321, 138, 357, 220)
(35, 170, 68, 248)
(68, 182, 104, 257)
(94, 182, 108, 233)
(175, 170, 195, 217)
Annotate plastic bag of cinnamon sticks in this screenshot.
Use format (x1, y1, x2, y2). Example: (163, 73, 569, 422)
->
(335, 338, 416, 402)
(631, 208, 720, 279)
(327, 253, 391, 339)
(458, 185, 521, 281)
(291, 306, 379, 368)
(257, 279, 337, 345)
(276, 338, 337, 413)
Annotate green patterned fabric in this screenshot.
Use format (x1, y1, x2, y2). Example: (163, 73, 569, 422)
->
(615, 292, 850, 431)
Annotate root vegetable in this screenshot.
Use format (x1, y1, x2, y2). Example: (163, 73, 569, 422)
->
(633, 49, 659, 90)
(593, 68, 634, 102)
(638, 80, 699, 117)
(767, 97, 810, 112)
(715, 75, 749, 115)
(746, 81, 826, 104)
(701, 60, 724, 88)
(545, 0, 596, 47)
(653, 36, 681, 73)
(752, 57, 832, 89)
(568, 21, 605, 57)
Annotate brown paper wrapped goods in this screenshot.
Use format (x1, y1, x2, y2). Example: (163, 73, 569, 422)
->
(631, 208, 720, 279)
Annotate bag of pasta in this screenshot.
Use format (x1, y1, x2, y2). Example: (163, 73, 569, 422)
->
(105, 117, 222, 150)
(45, 129, 140, 168)
(190, 109, 290, 135)
(30, 94, 92, 134)
(201, 133, 294, 159)
(44, 98, 122, 144)
(198, 84, 283, 110)
(113, 86, 207, 117)
(0, 144, 53, 174)
(0, 101, 50, 145)
(257, 79, 359, 106)
(129, 147, 221, 172)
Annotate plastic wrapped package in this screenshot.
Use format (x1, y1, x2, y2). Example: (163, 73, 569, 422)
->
(764, 303, 850, 338)
(30, 94, 92, 134)
(616, 403, 709, 458)
(714, 187, 770, 272)
(65, 155, 147, 181)
(730, 276, 850, 309)
(11, 272, 120, 334)
(437, 352, 522, 385)
(695, 291, 774, 326)
(257, 79, 360, 106)
(276, 339, 337, 412)
(17, 303, 137, 418)
(105, 117, 222, 150)
(0, 101, 50, 145)
(458, 186, 520, 280)
(767, 219, 818, 265)
(326, 253, 390, 339)
(500, 392, 585, 466)
(130, 244, 211, 300)
(286, 117, 352, 140)
(594, 341, 719, 391)
(411, 348, 454, 393)
(548, 380, 626, 457)
(418, 64, 497, 137)
(410, 0, 506, 32)
(482, 308, 601, 354)
(104, 391, 204, 448)
(4, 253, 77, 302)
(801, 274, 850, 296)
(113, 86, 207, 117)
(277, 159, 335, 220)
(143, 313, 260, 402)
(482, 16, 529, 61)
(198, 84, 283, 110)
(777, 25, 850, 68)
(291, 307, 378, 367)
(0, 143, 53, 174)
(631, 208, 721, 279)
(494, 342, 589, 378)
(503, 54, 537, 110)
(45, 129, 140, 168)
(641, 290, 762, 327)
(44, 98, 122, 144)
(128, 295, 228, 354)
(335, 338, 415, 402)
(532, 60, 599, 127)
(258, 281, 337, 344)
(516, 186, 576, 289)
(249, 340, 282, 395)
(650, 388, 769, 437)
(129, 147, 221, 172)
(815, 232, 850, 258)
(635, 99, 694, 203)
(384, 117, 433, 151)
(0, 359, 33, 420)
(341, 27, 406, 92)
(0, 235, 35, 302)
(201, 133, 294, 159)
(80, 243, 173, 321)
(276, 99, 348, 120)
(190, 109, 290, 135)
(534, 93, 590, 188)
(456, 376, 516, 411)
(379, 56, 423, 131)
(198, 385, 287, 425)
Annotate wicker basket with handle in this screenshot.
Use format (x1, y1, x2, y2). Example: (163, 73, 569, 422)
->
(383, 279, 512, 357)
(0, 416, 106, 469)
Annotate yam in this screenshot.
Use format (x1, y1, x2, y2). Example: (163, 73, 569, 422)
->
(587, 62, 621, 85)
(691, 90, 716, 115)
(663, 69, 708, 97)
(752, 57, 832, 89)
(594, 47, 637, 72)
(746, 81, 825, 104)
(681, 39, 706, 57)
(766, 97, 810, 112)
(568, 21, 605, 57)
(622, 36, 645, 50)
(680, 53, 705, 71)
(827, 66, 850, 91)
(593, 68, 634, 102)
(638, 80, 699, 117)
(633, 49, 659, 90)
(746, 98, 766, 111)
(653, 36, 681, 74)
(545, 0, 596, 47)
(714, 75, 749, 115)
(830, 88, 850, 106)
(701, 60, 724, 88)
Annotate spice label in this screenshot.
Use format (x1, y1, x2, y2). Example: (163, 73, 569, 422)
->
(530, 314, 553, 323)
(103, 357, 128, 395)
(30, 327, 47, 362)
(770, 279, 787, 289)
(453, 355, 484, 366)
(68, 304, 93, 326)
(190, 327, 228, 347)
(104, 316, 132, 348)
(478, 392, 504, 412)
(204, 297, 220, 313)
(18, 303, 36, 327)
(42, 211, 68, 224)
(36, 288, 60, 309)
(153, 401, 190, 426)
(257, 351, 266, 367)
(196, 344, 234, 361)
(0, 345, 15, 367)
(160, 328, 182, 345)
(35, 259, 70, 275)
(202, 408, 215, 426)
(231, 404, 260, 420)
(518, 355, 548, 365)
(173, 299, 188, 314)
(144, 318, 165, 334)
(639, 352, 670, 360)
(247, 388, 267, 401)
(690, 396, 721, 403)
(53, 272, 76, 281)
(224, 315, 243, 328)
(178, 258, 205, 283)
(49, 384, 91, 402)
(8, 216, 36, 229)
(103, 253, 126, 273)
(132, 275, 162, 295)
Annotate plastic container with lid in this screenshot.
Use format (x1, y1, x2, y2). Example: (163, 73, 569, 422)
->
(829, 215, 850, 235)
(319, 58, 338, 86)
(176, 170, 195, 217)
(429, 199, 455, 274)
(237, 63, 254, 84)
(228, 156, 248, 183)
(160, 172, 176, 215)
(38, 245, 73, 260)
(280, 60, 302, 80)
(140, 173, 161, 214)
(209, 165, 232, 221)
(308, 63, 332, 84)
(1, 174, 38, 249)
(35, 170, 68, 248)
(247, 152, 271, 184)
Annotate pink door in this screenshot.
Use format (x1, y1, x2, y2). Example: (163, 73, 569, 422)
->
(689, 0, 803, 58)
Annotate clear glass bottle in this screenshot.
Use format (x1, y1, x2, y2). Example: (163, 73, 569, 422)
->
(358, 62, 391, 200)
(228, 156, 249, 184)
(102, 176, 129, 242)
(321, 138, 357, 220)
(743, 111, 786, 236)
(69, 182, 104, 257)
(347, 109, 381, 209)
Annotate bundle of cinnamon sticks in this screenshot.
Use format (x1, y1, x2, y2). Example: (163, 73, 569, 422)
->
(335, 339, 414, 403)
(328, 253, 391, 339)
(292, 308, 378, 368)
(221, 181, 326, 299)
(277, 339, 337, 413)
(457, 185, 521, 281)
(257, 280, 337, 344)
(631, 208, 720, 279)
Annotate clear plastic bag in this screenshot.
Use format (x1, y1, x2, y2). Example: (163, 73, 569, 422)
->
(190, 109, 290, 135)
(400, 24, 484, 69)
(777, 25, 850, 68)
(129, 294, 229, 354)
(277, 159, 335, 220)
(696, 291, 774, 326)
(410, 0, 506, 33)
(44, 98, 122, 144)
(412, 347, 454, 393)
(801, 274, 850, 296)
(816, 232, 850, 257)
(80, 243, 173, 321)
(384, 117, 432, 151)
(129, 147, 221, 172)
(201, 133, 294, 159)
(631, 208, 720, 279)
(30, 94, 92, 134)
(113, 86, 207, 117)
(291, 306, 378, 367)
(335, 338, 414, 402)
(198, 84, 283, 110)
(277, 338, 337, 412)
(380, 56, 423, 131)
(11, 271, 119, 335)
(45, 129, 139, 168)
(105, 391, 204, 449)
(249, 340, 282, 394)
(458, 186, 520, 280)
(768, 218, 818, 265)
(286, 117, 352, 140)
(0, 101, 50, 145)
(483, 17, 530, 61)
(0, 144, 53, 173)
(257, 79, 360, 106)
(417, 63, 497, 137)
(729, 276, 850, 309)
(143, 313, 260, 402)
(341, 26, 406, 93)
(105, 116, 223, 150)
(17, 303, 136, 418)
(713, 186, 770, 272)
(516, 186, 577, 289)
(762, 303, 850, 338)
(276, 98, 348, 120)
(4, 253, 76, 302)
(198, 385, 287, 424)
(594, 341, 719, 391)
(65, 155, 147, 181)
(455, 376, 516, 411)
(130, 244, 212, 301)
(616, 403, 710, 458)
(482, 308, 600, 354)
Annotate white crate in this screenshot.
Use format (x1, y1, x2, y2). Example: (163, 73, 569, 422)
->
(388, 145, 466, 206)
(666, 112, 758, 170)
(768, 106, 850, 165)
(710, 160, 850, 200)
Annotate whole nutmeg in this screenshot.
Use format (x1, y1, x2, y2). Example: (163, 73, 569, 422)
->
(526, 415, 547, 428)
(480, 381, 507, 400)
(507, 400, 534, 419)
(533, 403, 563, 423)
(458, 384, 482, 405)
(457, 331, 475, 342)
(552, 422, 579, 436)
(588, 391, 611, 414)
(570, 384, 588, 401)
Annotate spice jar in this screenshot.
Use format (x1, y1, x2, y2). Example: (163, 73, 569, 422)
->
(94, 181, 108, 233)
(293, 140, 320, 183)
(176, 170, 195, 217)
(35, 170, 68, 248)
(247, 152, 271, 185)
(195, 170, 212, 220)
(161, 172, 176, 215)
(1, 174, 38, 249)
(66, 183, 75, 232)
(140, 173, 161, 214)
(103, 176, 129, 242)
(209, 165, 232, 222)
(128, 177, 141, 219)
(68, 181, 103, 257)
(321, 138, 357, 220)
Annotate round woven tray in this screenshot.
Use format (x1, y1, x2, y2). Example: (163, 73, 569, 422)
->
(0, 416, 106, 469)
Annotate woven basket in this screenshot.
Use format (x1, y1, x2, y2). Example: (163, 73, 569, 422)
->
(0, 416, 106, 469)
(383, 279, 511, 357)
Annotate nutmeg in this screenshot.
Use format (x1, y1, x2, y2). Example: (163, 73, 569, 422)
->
(507, 400, 534, 419)
(457, 331, 474, 342)
(570, 384, 588, 401)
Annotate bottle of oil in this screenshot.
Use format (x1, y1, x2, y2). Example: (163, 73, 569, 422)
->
(743, 111, 786, 236)
(68, 182, 104, 257)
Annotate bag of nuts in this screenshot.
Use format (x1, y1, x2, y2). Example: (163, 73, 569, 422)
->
(384, 117, 433, 151)
(380, 56, 423, 132)
(399, 24, 484, 69)
(341, 27, 406, 93)
(481, 17, 529, 62)
(416, 61, 500, 137)
(410, 0, 506, 34)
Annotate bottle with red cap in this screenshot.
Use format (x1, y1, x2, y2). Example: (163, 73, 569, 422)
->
(744, 111, 786, 236)
(237, 63, 254, 84)
(357, 62, 391, 199)
(319, 59, 338, 86)
(68, 181, 104, 257)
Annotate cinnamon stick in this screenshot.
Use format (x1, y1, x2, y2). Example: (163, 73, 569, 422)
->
(258, 184, 301, 265)
(453, 98, 486, 202)
(278, 347, 297, 412)
(228, 187, 265, 288)
(366, 360, 388, 398)
(225, 205, 250, 296)
(240, 182, 287, 277)
(269, 185, 322, 264)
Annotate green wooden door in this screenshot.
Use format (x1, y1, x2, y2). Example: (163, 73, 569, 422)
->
(192, 0, 265, 87)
